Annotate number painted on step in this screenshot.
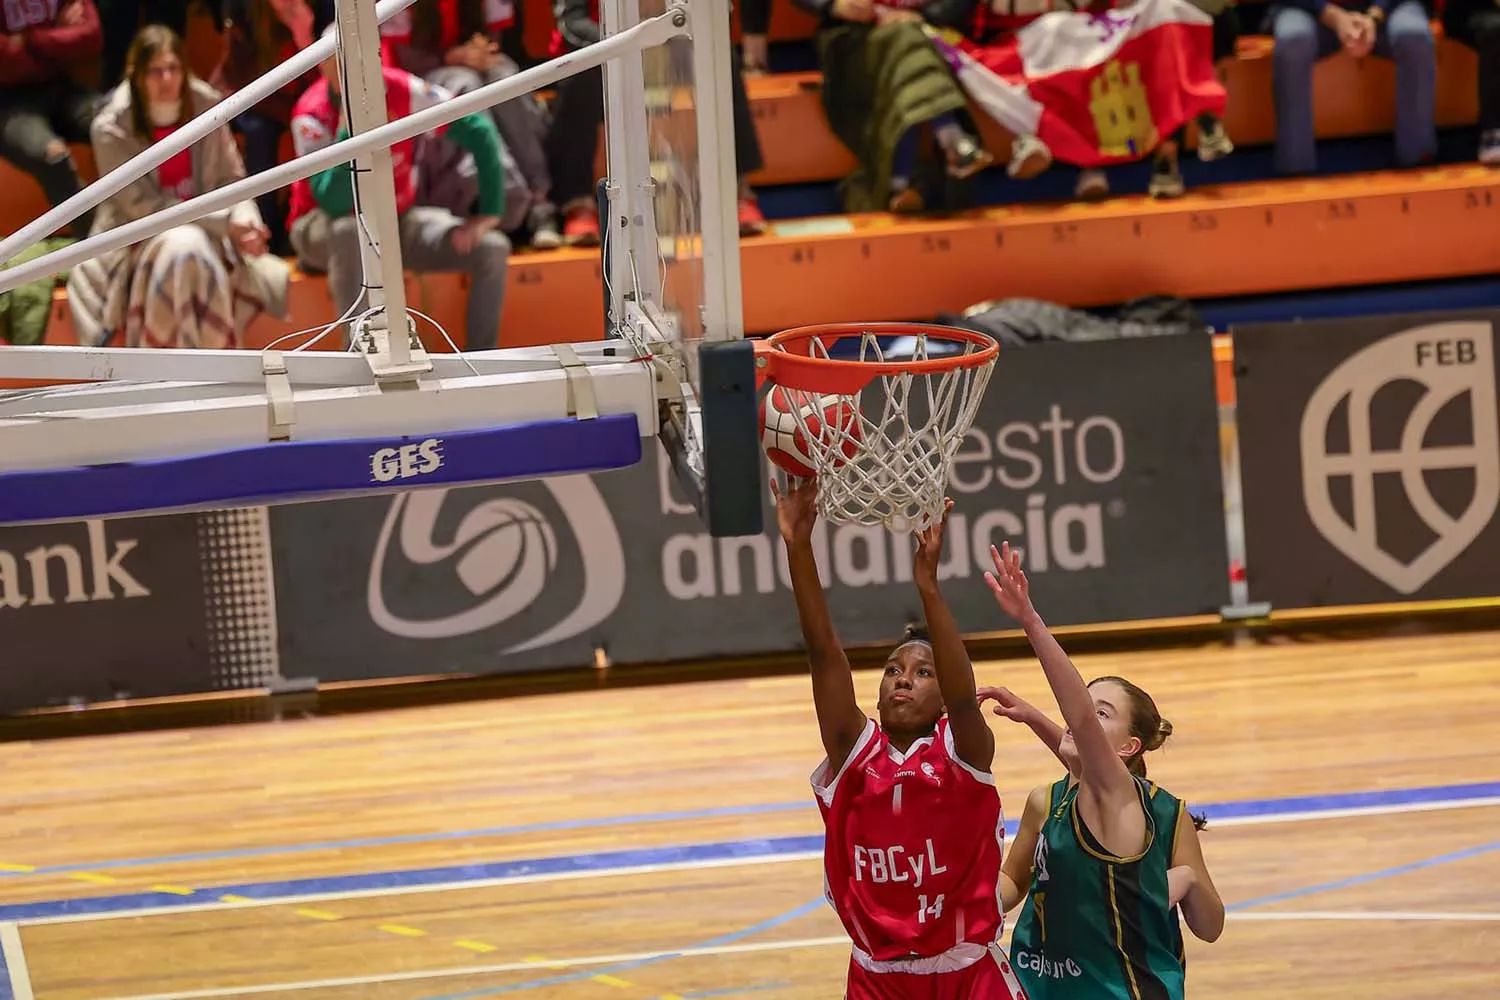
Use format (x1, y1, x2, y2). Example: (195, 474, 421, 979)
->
(916, 893, 946, 924)
(791, 246, 815, 265)
(921, 235, 951, 253)
(1327, 200, 1357, 221)
(1052, 223, 1078, 244)
(1464, 190, 1493, 210)
(1131, 220, 1142, 238)
(1188, 212, 1217, 232)
(861, 241, 872, 259)
(516, 268, 544, 286)
(994, 231, 1005, 248)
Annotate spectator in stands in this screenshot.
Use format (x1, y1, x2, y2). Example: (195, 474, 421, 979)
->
(381, 0, 562, 248)
(0, 0, 104, 237)
(289, 26, 511, 350)
(1443, 0, 1500, 163)
(799, 0, 991, 214)
(67, 25, 290, 349)
(99, 0, 225, 87)
(545, 0, 769, 245)
(214, 0, 337, 256)
(1266, 0, 1435, 175)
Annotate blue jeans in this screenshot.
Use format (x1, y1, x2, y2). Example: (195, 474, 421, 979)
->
(1269, 1, 1436, 174)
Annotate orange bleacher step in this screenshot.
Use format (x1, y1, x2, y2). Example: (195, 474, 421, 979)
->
(27, 164, 1500, 358)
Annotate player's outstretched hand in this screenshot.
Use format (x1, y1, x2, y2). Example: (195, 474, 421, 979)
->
(975, 685, 1039, 725)
(770, 474, 818, 546)
(911, 498, 954, 589)
(984, 541, 1035, 623)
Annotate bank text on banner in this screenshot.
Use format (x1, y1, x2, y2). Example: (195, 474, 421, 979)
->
(270, 334, 1229, 682)
(0, 508, 279, 712)
(1234, 310, 1500, 609)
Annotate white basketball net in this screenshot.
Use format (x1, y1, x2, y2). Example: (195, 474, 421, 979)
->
(773, 330, 996, 534)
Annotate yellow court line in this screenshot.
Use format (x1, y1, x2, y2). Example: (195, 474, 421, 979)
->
(294, 908, 343, 922)
(149, 885, 196, 897)
(454, 939, 498, 953)
(67, 873, 118, 885)
(0, 863, 36, 873)
(522, 953, 686, 998)
(378, 923, 428, 938)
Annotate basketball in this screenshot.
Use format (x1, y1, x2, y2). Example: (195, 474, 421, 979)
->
(759, 385, 863, 479)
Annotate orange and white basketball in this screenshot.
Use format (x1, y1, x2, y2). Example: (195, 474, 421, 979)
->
(759, 386, 863, 479)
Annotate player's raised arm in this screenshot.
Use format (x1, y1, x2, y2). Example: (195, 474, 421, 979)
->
(984, 542, 1136, 803)
(977, 686, 1068, 769)
(912, 499, 993, 772)
(772, 476, 866, 770)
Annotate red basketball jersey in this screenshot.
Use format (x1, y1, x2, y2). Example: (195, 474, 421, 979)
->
(814, 718, 1006, 969)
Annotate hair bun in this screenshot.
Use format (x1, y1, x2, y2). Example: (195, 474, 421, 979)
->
(1145, 717, 1173, 752)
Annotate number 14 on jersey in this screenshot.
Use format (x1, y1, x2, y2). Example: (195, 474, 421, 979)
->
(916, 893, 946, 923)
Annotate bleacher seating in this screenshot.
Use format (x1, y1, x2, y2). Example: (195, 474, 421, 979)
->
(2, 4, 1497, 359)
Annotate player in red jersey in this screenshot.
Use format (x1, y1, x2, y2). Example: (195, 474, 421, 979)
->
(771, 478, 1029, 1000)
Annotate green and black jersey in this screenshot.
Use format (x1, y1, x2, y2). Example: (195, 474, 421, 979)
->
(1009, 775, 1188, 999)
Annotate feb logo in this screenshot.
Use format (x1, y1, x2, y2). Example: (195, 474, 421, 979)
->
(1300, 322, 1499, 593)
(370, 438, 445, 484)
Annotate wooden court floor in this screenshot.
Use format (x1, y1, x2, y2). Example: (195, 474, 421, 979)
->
(0, 626, 1498, 998)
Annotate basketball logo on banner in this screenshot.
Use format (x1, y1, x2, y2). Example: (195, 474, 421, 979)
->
(366, 478, 627, 650)
(1299, 322, 1500, 594)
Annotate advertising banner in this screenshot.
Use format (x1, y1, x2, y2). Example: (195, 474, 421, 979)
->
(0, 508, 280, 712)
(1234, 310, 1500, 608)
(271, 334, 1229, 680)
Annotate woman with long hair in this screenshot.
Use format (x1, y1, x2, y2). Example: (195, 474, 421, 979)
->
(67, 25, 289, 349)
(981, 541, 1224, 998)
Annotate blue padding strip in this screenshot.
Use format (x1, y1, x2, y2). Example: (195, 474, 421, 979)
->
(0, 413, 641, 523)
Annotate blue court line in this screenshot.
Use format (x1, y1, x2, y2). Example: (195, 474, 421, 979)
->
(1228, 839, 1500, 911)
(0, 801, 814, 877)
(419, 899, 826, 1000)
(680, 985, 791, 998)
(0, 780, 1496, 925)
(7, 779, 1498, 879)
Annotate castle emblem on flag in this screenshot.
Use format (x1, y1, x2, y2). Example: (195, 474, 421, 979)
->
(1089, 60, 1159, 157)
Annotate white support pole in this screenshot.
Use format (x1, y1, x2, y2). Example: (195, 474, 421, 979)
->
(0, 342, 635, 390)
(0, 0, 419, 268)
(0, 11, 689, 298)
(601, 0, 662, 323)
(687, 0, 743, 344)
(334, 0, 415, 373)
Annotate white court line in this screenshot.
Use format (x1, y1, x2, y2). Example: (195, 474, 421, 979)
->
(103, 935, 853, 1000)
(1230, 910, 1500, 923)
(100, 910, 1500, 1000)
(17, 793, 1500, 929)
(0, 922, 35, 1000)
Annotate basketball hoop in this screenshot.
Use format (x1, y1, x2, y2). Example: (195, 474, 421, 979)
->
(755, 323, 999, 534)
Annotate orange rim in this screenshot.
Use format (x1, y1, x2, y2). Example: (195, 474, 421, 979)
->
(753, 323, 999, 395)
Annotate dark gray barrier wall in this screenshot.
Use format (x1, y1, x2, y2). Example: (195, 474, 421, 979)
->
(270, 334, 1230, 681)
(0, 334, 1229, 710)
(1235, 310, 1500, 607)
(0, 508, 279, 712)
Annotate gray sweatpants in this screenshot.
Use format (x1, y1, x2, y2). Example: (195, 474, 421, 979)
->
(291, 207, 510, 351)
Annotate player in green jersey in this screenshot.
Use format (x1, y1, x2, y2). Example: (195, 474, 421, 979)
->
(980, 541, 1225, 999)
